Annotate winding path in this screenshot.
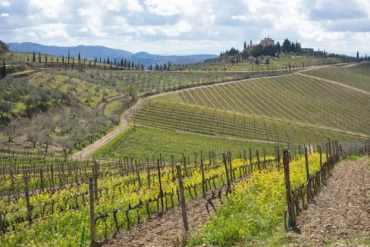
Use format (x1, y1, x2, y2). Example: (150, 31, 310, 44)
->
(71, 99, 147, 160)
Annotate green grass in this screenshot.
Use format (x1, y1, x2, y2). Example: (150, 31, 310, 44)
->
(103, 96, 132, 116)
(133, 99, 366, 145)
(159, 73, 370, 136)
(303, 63, 370, 92)
(92, 125, 281, 160)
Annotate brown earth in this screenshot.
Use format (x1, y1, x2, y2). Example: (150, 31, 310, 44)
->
(106, 192, 221, 247)
(285, 158, 370, 246)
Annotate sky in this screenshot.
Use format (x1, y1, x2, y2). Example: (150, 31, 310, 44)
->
(0, 0, 369, 56)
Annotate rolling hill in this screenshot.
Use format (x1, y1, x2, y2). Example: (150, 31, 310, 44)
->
(7, 42, 217, 67)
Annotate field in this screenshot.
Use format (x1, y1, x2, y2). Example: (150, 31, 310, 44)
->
(157, 73, 370, 136)
(132, 99, 366, 145)
(303, 63, 370, 92)
(0, 150, 278, 246)
(92, 125, 281, 160)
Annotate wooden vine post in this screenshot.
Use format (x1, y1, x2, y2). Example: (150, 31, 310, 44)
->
(318, 146, 322, 170)
(277, 147, 280, 171)
(283, 148, 296, 228)
(89, 177, 96, 246)
(135, 161, 142, 188)
(256, 150, 261, 170)
(222, 153, 231, 189)
(304, 146, 310, 203)
(157, 160, 164, 215)
(249, 148, 252, 173)
(146, 158, 150, 188)
(201, 157, 206, 198)
(24, 172, 32, 225)
(176, 164, 189, 236)
(93, 160, 98, 200)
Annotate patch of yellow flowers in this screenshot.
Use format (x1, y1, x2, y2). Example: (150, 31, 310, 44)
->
(188, 153, 325, 246)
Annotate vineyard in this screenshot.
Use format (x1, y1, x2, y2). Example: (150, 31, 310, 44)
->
(92, 125, 281, 160)
(158, 73, 370, 136)
(132, 99, 366, 145)
(0, 49, 369, 247)
(303, 63, 370, 92)
(188, 150, 330, 246)
(0, 147, 279, 246)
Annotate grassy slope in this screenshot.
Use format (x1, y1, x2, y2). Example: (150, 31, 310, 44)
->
(157, 73, 370, 136)
(303, 63, 370, 92)
(92, 125, 281, 160)
(133, 99, 365, 145)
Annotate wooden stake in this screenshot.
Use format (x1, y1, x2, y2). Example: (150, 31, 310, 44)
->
(305, 146, 310, 203)
(201, 157, 205, 198)
(283, 148, 296, 227)
(176, 164, 189, 235)
(222, 153, 231, 188)
(319, 146, 322, 170)
(89, 177, 96, 246)
(157, 160, 164, 215)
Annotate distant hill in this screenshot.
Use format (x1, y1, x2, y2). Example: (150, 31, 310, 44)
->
(7, 42, 217, 67)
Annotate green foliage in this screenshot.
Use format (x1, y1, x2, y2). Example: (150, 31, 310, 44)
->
(188, 154, 323, 246)
(303, 63, 370, 92)
(0, 40, 9, 54)
(93, 125, 279, 160)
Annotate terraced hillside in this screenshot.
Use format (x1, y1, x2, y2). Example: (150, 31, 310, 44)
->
(157, 73, 370, 136)
(133, 100, 366, 145)
(302, 63, 370, 92)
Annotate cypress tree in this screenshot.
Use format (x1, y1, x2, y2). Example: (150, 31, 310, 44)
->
(2, 60, 6, 78)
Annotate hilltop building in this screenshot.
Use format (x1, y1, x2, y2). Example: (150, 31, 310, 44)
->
(247, 36, 275, 55)
(260, 37, 275, 47)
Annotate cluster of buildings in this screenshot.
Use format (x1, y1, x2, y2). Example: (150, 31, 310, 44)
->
(247, 37, 275, 54)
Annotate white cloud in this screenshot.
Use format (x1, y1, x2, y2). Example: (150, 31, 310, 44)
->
(29, 0, 66, 19)
(78, 27, 89, 33)
(144, 0, 197, 16)
(0, 0, 10, 7)
(102, 0, 143, 13)
(1, 0, 369, 55)
(231, 15, 247, 21)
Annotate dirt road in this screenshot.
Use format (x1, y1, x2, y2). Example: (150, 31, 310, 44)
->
(286, 158, 370, 246)
(71, 100, 147, 160)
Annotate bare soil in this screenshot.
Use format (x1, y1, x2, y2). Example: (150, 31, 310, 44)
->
(285, 158, 370, 246)
(106, 193, 220, 247)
